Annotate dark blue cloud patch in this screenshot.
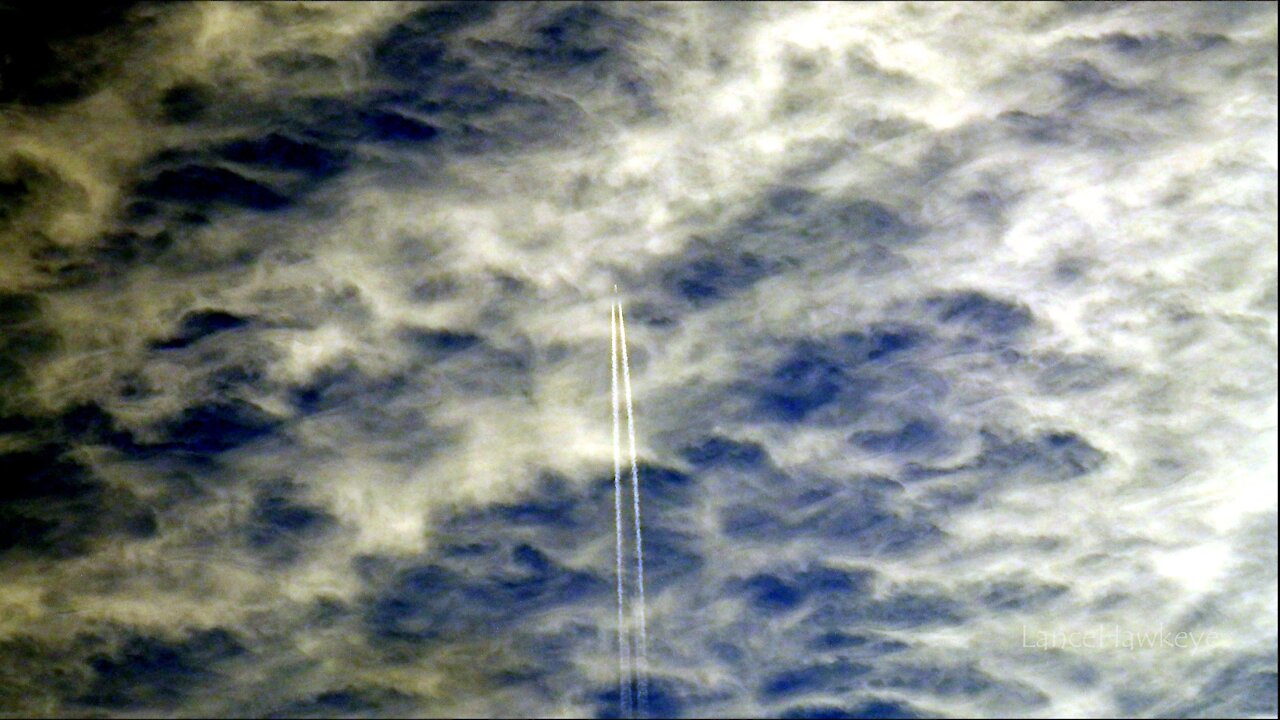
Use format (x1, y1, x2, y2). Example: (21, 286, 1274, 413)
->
(1171, 654, 1279, 718)
(623, 465, 703, 589)
(266, 687, 416, 719)
(368, 3, 658, 155)
(852, 418, 945, 457)
(1056, 61, 1138, 111)
(1098, 31, 1229, 58)
(757, 343, 865, 423)
(867, 661, 1048, 709)
(245, 480, 337, 565)
(742, 574, 805, 614)
(220, 94, 439, 151)
(707, 186, 920, 286)
(267, 690, 378, 719)
(978, 429, 1106, 481)
(500, 543, 602, 606)
(804, 586, 966, 631)
(407, 82, 525, 120)
(401, 332, 533, 397)
(446, 470, 661, 579)
(741, 189, 917, 250)
(153, 400, 280, 456)
(635, 521, 703, 592)
(503, 621, 604, 691)
(370, 4, 581, 152)
(719, 503, 782, 540)
(750, 325, 945, 427)
(733, 565, 874, 617)
(437, 466, 702, 591)
(844, 326, 924, 362)
(58, 402, 144, 454)
(759, 659, 874, 700)
(263, 93, 443, 148)
(399, 326, 481, 355)
(633, 463, 696, 509)
(452, 95, 591, 155)
(761, 186, 822, 218)
(78, 628, 244, 711)
(659, 192, 918, 312)
(927, 290, 1033, 337)
(526, 4, 618, 68)
(208, 363, 268, 396)
(360, 109, 441, 143)
(681, 435, 770, 470)
(479, 475, 591, 534)
(630, 675, 687, 719)
(96, 228, 175, 267)
(721, 475, 941, 556)
(779, 698, 926, 719)
(998, 110, 1073, 145)
(978, 579, 1069, 612)
(367, 556, 605, 641)
(151, 310, 250, 351)
(592, 674, 693, 719)
(372, 2, 497, 85)
(458, 468, 706, 591)
(364, 564, 455, 642)
(282, 363, 450, 466)
(469, 3, 655, 120)
(366, 544, 606, 642)
(667, 250, 776, 307)
(216, 133, 348, 181)
(158, 82, 211, 124)
(830, 199, 916, 247)
(137, 164, 290, 212)
(107, 125, 354, 257)
(807, 631, 910, 656)
(287, 364, 387, 416)
(613, 297, 679, 328)
(126, 130, 355, 228)
(359, 464, 697, 692)
(856, 591, 966, 629)
(903, 427, 1107, 515)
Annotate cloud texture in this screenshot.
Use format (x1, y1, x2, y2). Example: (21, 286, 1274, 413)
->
(1, 2, 1276, 717)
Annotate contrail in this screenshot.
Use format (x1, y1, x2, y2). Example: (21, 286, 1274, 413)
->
(610, 302, 632, 718)
(617, 301, 649, 713)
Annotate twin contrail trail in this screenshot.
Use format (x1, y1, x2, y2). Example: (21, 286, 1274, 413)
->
(610, 302, 632, 719)
(618, 301, 649, 711)
(611, 292, 648, 718)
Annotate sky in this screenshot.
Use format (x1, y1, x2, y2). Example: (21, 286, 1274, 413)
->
(0, 2, 1276, 718)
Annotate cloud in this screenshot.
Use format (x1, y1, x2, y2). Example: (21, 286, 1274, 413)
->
(0, 2, 1275, 717)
